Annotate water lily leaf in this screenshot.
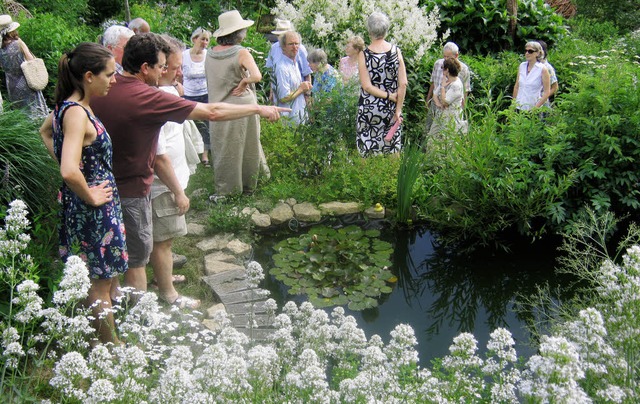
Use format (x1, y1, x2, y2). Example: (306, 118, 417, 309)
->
(380, 285, 393, 294)
(363, 288, 380, 297)
(309, 253, 323, 263)
(312, 272, 325, 281)
(364, 229, 381, 238)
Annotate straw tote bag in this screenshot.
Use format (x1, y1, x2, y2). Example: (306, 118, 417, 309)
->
(20, 49, 48, 91)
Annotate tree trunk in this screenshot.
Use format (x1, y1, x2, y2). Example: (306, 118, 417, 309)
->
(507, 0, 518, 44)
(124, 0, 131, 22)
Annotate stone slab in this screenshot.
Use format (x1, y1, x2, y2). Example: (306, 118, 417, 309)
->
(203, 260, 244, 276)
(251, 212, 271, 228)
(206, 303, 226, 319)
(364, 206, 385, 219)
(318, 201, 361, 215)
(187, 222, 206, 236)
(231, 313, 273, 328)
(202, 269, 246, 286)
(225, 300, 269, 314)
(270, 202, 294, 225)
(226, 239, 252, 257)
(213, 278, 251, 295)
(204, 251, 237, 264)
(293, 202, 322, 222)
(196, 233, 233, 252)
(218, 289, 270, 305)
(235, 327, 276, 340)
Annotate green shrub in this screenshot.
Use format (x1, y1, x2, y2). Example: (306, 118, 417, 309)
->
(0, 108, 59, 215)
(553, 56, 640, 219)
(431, 0, 568, 55)
(567, 16, 620, 44)
(573, 0, 640, 34)
(18, 0, 90, 20)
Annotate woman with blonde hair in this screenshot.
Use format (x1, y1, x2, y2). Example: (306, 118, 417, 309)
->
(513, 40, 550, 111)
(183, 27, 212, 166)
(339, 35, 365, 84)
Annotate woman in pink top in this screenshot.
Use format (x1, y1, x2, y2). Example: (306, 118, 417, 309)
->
(339, 36, 364, 84)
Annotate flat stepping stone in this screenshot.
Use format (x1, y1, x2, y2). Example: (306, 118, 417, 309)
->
(204, 260, 244, 276)
(214, 278, 251, 295)
(187, 222, 206, 236)
(217, 289, 270, 305)
(235, 327, 276, 340)
(196, 233, 233, 252)
(231, 313, 273, 328)
(202, 269, 246, 288)
(319, 201, 361, 215)
(225, 300, 270, 314)
(204, 251, 238, 264)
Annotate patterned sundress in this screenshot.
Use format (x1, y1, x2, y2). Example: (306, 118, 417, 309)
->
(356, 45, 402, 156)
(52, 101, 128, 279)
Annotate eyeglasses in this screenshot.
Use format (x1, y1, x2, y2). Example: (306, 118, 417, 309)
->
(525, 49, 537, 54)
(287, 42, 300, 47)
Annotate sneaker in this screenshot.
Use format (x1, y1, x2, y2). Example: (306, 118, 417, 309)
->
(208, 194, 227, 204)
(172, 253, 187, 269)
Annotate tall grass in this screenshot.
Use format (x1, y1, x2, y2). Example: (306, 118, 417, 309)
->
(396, 142, 424, 223)
(0, 108, 58, 214)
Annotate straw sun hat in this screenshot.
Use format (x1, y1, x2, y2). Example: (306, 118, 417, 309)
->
(0, 15, 20, 37)
(212, 10, 254, 38)
(272, 19, 293, 35)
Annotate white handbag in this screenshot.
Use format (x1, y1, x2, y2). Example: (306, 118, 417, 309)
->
(20, 57, 48, 91)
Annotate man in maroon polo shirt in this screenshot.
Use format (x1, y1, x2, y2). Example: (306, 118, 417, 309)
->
(90, 33, 287, 298)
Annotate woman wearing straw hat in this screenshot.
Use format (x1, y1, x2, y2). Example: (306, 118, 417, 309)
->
(205, 10, 267, 200)
(0, 14, 48, 117)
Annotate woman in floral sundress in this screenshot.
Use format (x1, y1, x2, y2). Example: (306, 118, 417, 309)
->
(40, 42, 127, 344)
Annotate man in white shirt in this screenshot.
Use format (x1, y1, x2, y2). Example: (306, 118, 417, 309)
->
(273, 31, 312, 125)
(149, 35, 199, 309)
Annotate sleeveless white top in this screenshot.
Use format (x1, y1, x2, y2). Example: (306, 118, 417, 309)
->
(182, 49, 207, 97)
(516, 61, 546, 111)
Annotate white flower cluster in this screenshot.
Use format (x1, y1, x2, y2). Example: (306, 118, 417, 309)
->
(0, 199, 31, 262)
(271, 0, 441, 64)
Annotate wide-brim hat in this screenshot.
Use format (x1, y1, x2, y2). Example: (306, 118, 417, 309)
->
(0, 15, 20, 36)
(271, 19, 293, 35)
(212, 10, 254, 38)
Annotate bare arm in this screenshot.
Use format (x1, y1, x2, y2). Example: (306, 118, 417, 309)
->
(17, 39, 34, 61)
(535, 67, 551, 108)
(513, 71, 520, 100)
(154, 153, 189, 215)
(393, 48, 408, 122)
(188, 102, 290, 122)
(58, 106, 113, 207)
(279, 81, 311, 103)
(39, 112, 57, 161)
(550, 82, 558, 97)
(231, 49, 262, 96)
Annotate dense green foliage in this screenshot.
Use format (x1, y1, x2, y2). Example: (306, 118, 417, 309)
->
(271, 225, 395, 310)
(573, 0, 640, 34)
(0, 108, 58, 214)
(429, 0, 568, 55)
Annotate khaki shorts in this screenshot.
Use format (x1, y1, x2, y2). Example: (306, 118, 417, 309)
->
(152, 192, 187, 242)
(121, 196, 152, 268)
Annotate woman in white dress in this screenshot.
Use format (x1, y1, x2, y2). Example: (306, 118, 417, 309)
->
(429, 58, 466, 137)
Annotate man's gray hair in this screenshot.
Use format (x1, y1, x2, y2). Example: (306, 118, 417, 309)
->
(278, 31, 300, 49)
(102, 25, 134, 48)
(443, 42, 459, 55)
(128, 18, 149, 33)
(160, 34, 186, 54)
(307, 49, 327, 65)
(367, 12, 390, 40)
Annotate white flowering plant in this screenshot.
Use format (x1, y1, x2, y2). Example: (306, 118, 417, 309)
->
(2, 198, 640, 402)
(271, 0, 441, 64)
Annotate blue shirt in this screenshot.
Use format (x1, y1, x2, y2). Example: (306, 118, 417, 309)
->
(312, 65, 341, 94)
(274, 56, 307, 125)
(266, 42, 312, 79)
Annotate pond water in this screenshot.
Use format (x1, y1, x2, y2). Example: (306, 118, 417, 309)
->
(253, 220, 570, 366)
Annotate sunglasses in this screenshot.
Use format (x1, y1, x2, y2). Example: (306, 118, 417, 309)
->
(525, 49, 537, 54)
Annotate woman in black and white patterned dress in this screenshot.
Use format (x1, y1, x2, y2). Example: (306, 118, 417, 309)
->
(356, 12, 407, 157)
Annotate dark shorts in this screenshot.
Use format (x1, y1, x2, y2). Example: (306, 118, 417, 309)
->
(120, 195, 152, 268)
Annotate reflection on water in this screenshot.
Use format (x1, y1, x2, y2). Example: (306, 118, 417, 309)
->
(255, 224, 570, 366)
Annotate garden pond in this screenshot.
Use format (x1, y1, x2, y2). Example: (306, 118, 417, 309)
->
(253, 218, 575, 366)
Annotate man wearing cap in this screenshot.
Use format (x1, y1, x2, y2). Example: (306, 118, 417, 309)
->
(43, 33, 289, 299)
(266, 19, 311, 104)
(101, 25, 134, 74)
